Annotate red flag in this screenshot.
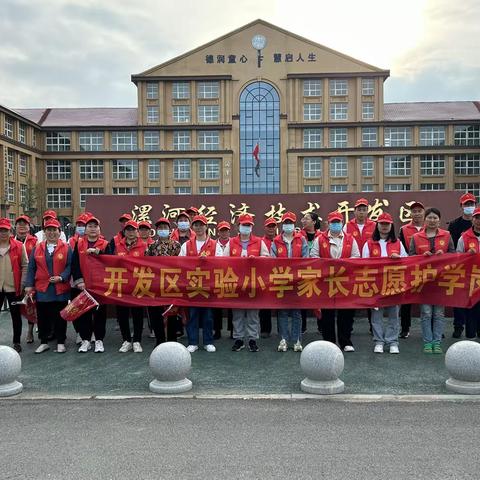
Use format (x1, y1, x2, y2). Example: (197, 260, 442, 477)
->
(252, 142, 260, 177)
(60, 290, 99, 322)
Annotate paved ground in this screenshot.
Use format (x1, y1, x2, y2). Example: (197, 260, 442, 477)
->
(0, 398, 479, 479)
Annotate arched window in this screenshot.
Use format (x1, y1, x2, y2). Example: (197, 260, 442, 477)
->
(239, 81, 280, 193)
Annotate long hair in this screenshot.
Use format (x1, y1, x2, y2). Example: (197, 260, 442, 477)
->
(306, 212, 321, 230)
(372, 222, 397, 242)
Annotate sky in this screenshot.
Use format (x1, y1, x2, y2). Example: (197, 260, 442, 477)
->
(0, 0, 478, 108)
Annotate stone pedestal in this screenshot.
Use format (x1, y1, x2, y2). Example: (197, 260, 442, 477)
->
(445, 340, 480, 394)
(0, 345, 23, 397)
(149, 342, 192, 394)
(300, 341, 344, 394)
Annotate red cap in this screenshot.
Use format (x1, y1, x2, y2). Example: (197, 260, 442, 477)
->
(192, 215, 208, 225)
(138, 221, 152, 229)
(187, 206, 199, 215)
(327, 211, 343, 222)
(177, 211, 190, 219)
(85, 215, 100, 225)
(15, 215, 31, 224)
(75, 213, 90, 225)
(264, 217, 277, 227)
(409, 201, 425, 210)
(238, 213, 255, 225)
(473, 207, 480, 217)
(281, 211, 297, 223)
(43, 209, 57, 219)
(155, 217, 171, 227)
(354, 198, 369, 208)
(44, 219, 61, 229)
(217, 221, 231, 230)
(0, 218, 12, 230)
(119, 213, 132, 222)
(460, 193, 476, 205)
(377, 212, 394, 224)
(124, 220, 138, 230)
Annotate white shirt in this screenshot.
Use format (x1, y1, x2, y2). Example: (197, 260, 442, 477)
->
(362, 239, 408, 258)
(179, 239, 206, 256)
(457, 234, 480, 253)
(220, 237, 269, 257)
(310, 232, 360, 259)
(36, 230, 67, 242)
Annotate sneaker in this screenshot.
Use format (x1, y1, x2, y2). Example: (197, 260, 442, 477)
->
(55, 344, 66, 353)
(343, 345, 355, 353)
(423, 342, 433, 353)
(248, 340, 259, 352)
(399, 330, 410, 339)
(278, 339, 288, 352)
(13, 343, 22, 353)
(119, 341, 132, 353)
(452, 327, 463, 339)
(78, 340, 91, 353)
(204, 344, 216, 352)
(133, 342, 143, 353)
(432, 342, 443, 354)
(75, 333, 82, 345)
(389, 345, 400, 354)
(373, 344, 384, 354)
(35, 343, 50, 354)
(94, 340, 104, 353)
(186, 345, 198, 353)
(232, 340, 245, 352)
(294, 341, 303, 352)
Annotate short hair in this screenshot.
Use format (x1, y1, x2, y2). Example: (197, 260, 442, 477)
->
(424, 207, 441, 219)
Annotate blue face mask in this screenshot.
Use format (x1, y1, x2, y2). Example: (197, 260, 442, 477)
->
(239, 225, 252, 236)
(329, 222, 343, 233)
(464, 206, 475, 216)
(282, 224, 295, 234)
(75, 226, 85, 236)
(177, 221, 190, 230)
(157, 229, 170, 239)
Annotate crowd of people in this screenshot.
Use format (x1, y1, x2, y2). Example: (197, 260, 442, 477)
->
(0, 193, 479, 357)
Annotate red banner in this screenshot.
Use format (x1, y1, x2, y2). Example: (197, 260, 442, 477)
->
(83, 254, 480, 309)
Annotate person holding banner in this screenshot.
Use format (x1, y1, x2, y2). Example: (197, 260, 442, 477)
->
(179, 215, 217, 353)
(0, 218, 29, 352)
(362, 213, 407, 354)
(25, 218, 72, 354)
(138, 221, 155, 246)
(345, 198, 376, 251)
(270, 212, 308, 352)
(108, 212, 132, 253)
(35, 210, 67, 243)
(171, 211, 195, 245)
(68, 213, 89, 250)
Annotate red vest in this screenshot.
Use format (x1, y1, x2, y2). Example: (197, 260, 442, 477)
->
(185, 237, 217, 256)
(318, 232, 354, 259)
(7, 237, 24, 296)
(400, 223, 423, 250)
(34, 241, 70, 294)
(17, 234, 37, 259)
(68, 234, 80, 250)
(273, 233, 305, 258)
(366, 239, 401, 258)
(345, 219, 376, 250)
(412, 229, 451, 255)
(460, 228, 480, 253)
(115, 238, 146, 257)
(77, 236, 109, 275)
(229, 235, 263, 257)
(171, 228, 195, 242)
(113, 233, 123, 251)
(262, 236, 274, 251)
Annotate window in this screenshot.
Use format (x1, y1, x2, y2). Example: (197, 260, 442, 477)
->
(146, 82, 158, 99)
(361, 184, 374, 192)
(304, 103, 322, 121)
(384, 155, 411, 176)
(46, 132, 71, 151)
(419, 126, 446, 146)
(421, 183, 445, 191)
(18, 123, 26, 143)
(46, 160, 71, 180)
(362, 102, 374, 120)
(329, 128, 347, 148)
(303, 129, 322, 148)
(329, 79, 348, 96)
(4, 116, 13, 137)
(112, 187, 138, 195)
(148, 159, 160, 180)
(361, 156, 374, 176)
(454, 126, 480, 146)
(198, 105, 219, 123)
(174, 186, 191, 195)
(19, 154, 27, 175)
(173, 131, 191, 150)
(79, 132, 104, 151)
(420, 155, 445, 176)
(80, 187, 104, 207)
(173, 106, 190, 123)
(148, 187, 160, 195)
(455, 183, 480, 200)
(199, 186, 220, 194)
(20, 184, 27, 204)
(172, 82, 190, 99)
(80, 160, 104, 180)
(303, 157, 322, 178)
(330, 157, 348, 177)
(362, 127, 378, 147)
(454, 154, 480, 175)
(304, 184, 322, 193)
(147, 106, 159, 123)
(330, 184, 347, 193)
(303, 79, 322, 97)
(111, 131, 137, 151)
(384, 127, 412, 147)
(6, 149, 14, 174)
(198, 130, 219, 150)
(199, 159, 220, 179)
(173, 159, 191, 179)
(7, 182, 15, 202)
(384, 184, 411, 191)
(112, 159, 138, 180)
(330, 103, 348, 120)
(362, 78, 375, 96)
(47, 188, 71, 208)
(198, 81, 219, 99)
(144, 131, 160, 151)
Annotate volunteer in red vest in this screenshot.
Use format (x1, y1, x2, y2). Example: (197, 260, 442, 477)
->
(345, 198, 376, 252)
(410, 207, 455, 354)
(179, 215, 217, 353)
(35, 210, 67, 243)
(270, 212, 308, 352)
(0, 218, 28, 352)
(71, 215, 110, 353)
(112, 220, 147, 353)
(108, 212, 132, 253)
(138, 220, 154, 246)
(221, 213, 269, 352)
(25, 218, 72, 354)
(171, 211, 195, 245)
(262, 217, 277, 252)
(456, 207, 480, 340)
(398, 201, 425, 339)
(310, 211, 360, 352)
(362, 213, 407, 354)
(68, 213, 89, 250)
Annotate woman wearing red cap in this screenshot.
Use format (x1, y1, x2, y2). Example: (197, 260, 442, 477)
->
(138, 221, 155, 246)
(35, 210, 67, 243)
(362, 213, 407, 354)
(0, 218, 29, 352)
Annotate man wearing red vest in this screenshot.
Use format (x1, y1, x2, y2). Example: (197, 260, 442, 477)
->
(68, 213, 89, 250)
(171, 211, 195, 245)
(25, 218, 72, 354)
(108, 212, 132, 253)
(138, 220, 154, 246)
(35, 210, 67, 243)
(0, 218, 29, 352)
(344, 198, 376, 252)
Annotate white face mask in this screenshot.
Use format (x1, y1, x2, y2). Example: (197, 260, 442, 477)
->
(157, 229, 169, 239)
(239, 225, 252, 236)
(177, 221, 190, 230)
(464, 206, 475, 216)
(75, 226, 85, 236)
(282, 224, 295, 234)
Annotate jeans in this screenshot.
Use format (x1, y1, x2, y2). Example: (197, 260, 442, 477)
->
(371, 306, 400, 347)
(187, 307, 213, 346)
(277, 309, 302, 343)
(420, 304, 445, 343)
(232, 309, 259, 340)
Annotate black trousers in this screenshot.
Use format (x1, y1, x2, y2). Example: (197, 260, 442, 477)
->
(400, 304, 412, 332)
(321, 308, 355, 349)
(148, 306, 177, 345)
(74, 304, 107, 342)
(0, 291, 22, 343)
(465, 302, 480, 339)
(117, 306, 143, 342)
(213, 308, 223, 333)
(36, 301, 68, 344)
(259, 309, 272, 334)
